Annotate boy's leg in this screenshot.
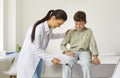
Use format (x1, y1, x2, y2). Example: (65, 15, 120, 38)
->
(62, 55, 75, 78)
(62, 64, 72, 78)
(32, 59, 43, 78)
(77, 51, 92, 78)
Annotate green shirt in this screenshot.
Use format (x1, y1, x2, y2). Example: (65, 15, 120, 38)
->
(60, 28, 99, 56)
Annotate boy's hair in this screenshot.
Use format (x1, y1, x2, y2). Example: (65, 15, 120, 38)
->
(73, 11, 86, 22)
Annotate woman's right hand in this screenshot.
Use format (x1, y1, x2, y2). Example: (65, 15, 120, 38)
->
(52, 58, 61, 64)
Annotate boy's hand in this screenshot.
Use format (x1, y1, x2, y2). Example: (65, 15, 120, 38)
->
(52, 58, 61, 64)
(92, 56, 100, 65)
(64, 51, 75, 57)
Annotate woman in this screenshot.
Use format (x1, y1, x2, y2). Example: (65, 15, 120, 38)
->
(7, 9, 67, 78)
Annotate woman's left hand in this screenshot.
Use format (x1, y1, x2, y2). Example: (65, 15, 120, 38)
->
(65, 29, 70, 35)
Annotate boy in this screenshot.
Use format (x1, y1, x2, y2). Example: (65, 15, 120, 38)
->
(60, 11, 100, 78)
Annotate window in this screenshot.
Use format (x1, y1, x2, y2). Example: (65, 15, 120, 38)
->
(0, 0, 4, 51)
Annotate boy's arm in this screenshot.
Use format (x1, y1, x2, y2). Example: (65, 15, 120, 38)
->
(89, 29, 100, 64)
(89, 29, 99, 56)
(60, 30, 71, 53)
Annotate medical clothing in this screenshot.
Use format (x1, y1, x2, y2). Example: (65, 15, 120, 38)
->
(6, 21, 65, 78)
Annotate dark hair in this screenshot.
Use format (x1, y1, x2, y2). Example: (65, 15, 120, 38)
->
(73, 11, 86, 22)
(31, 9, 67, 42)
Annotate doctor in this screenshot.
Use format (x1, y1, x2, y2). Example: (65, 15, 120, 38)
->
(9, 9, 67, 78)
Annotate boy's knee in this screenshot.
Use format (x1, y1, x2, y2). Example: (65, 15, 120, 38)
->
(77, 60, 91, 66)
(62, 54, 75, 64)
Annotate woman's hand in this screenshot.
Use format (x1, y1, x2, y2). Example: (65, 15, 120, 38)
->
(52, 58, 61, 64)
(92, 56, 100, 65)
(65, 29, 70, 35)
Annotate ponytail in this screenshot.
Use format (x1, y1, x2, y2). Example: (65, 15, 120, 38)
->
(31, 9, 67, 42)
(31, 10, 54, 42)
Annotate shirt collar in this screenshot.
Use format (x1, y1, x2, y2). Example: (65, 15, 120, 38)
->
(44, 21, 50, 32)
(73, 27, 87, 31)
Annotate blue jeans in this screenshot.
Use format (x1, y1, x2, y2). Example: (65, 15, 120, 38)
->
(62, 51, 92, 78)
(32, 59, 43, 78)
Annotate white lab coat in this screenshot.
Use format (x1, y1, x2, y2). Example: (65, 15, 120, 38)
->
(6, 21, 65, 78)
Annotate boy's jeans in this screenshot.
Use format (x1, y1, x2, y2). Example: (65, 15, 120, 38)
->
(62, 51, 92, 78)
(32, 59, 43, 78)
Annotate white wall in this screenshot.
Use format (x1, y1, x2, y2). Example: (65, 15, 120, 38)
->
(1, 1, 17, 77)
(16, 0, 23, 46)
(4, 0, 120, 53)
(22, 0, 120, 55)
(21, 0, 120, 77)
(4, 0, 23, 51)
(3, 0, 120, 77)
(4, 0, 16, 51)
(0, 0, 4, 51)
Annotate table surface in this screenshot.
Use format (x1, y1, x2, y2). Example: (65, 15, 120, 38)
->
(0, 52, 17, 61)
(98, 56, 120, 64)
(51, 54, 120, 64)
(0, 53, 120, 64)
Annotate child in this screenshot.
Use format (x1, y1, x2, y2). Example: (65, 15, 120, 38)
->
(60, 10, 100, 78)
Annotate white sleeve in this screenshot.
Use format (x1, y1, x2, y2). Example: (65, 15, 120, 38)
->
(49, 32, 65, 39)
(32, 25, 53, 63)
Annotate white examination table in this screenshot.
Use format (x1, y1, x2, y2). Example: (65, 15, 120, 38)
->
(50, 54, 120, 78)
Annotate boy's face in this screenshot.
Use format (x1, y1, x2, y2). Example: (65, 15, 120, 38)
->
(75, 21, 86, 30)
